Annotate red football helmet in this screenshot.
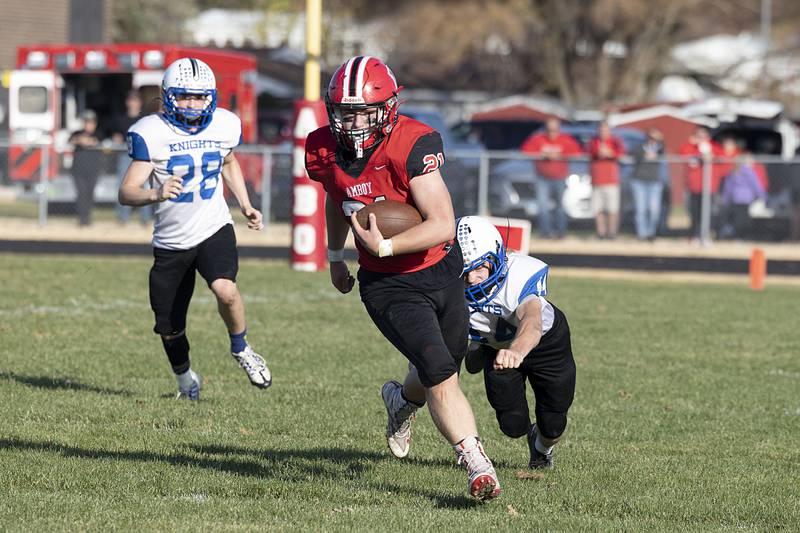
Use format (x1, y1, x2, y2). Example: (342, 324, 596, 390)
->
(325, 56, 402, 157)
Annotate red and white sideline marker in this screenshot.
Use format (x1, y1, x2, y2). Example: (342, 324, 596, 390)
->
(486, 217, 531, 254)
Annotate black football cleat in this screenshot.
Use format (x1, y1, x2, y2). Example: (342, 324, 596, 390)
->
(527, 424, 554, 469)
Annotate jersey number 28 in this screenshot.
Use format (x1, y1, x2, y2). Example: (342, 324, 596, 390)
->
(166, 151, 223, 203)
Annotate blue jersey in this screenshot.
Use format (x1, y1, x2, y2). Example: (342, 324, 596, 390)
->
(127, 108, 242, 250)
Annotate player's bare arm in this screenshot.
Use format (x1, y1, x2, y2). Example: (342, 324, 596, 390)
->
(221, 151, 263, 230)
(326, 195, 355, 293)
(350, 169, 454, 256)
(494, 297, 543, 370)
(118, 160, 181, 205)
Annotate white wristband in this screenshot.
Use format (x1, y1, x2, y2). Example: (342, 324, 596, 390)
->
(327, 248, 344, 262)
(378, 239, 393, 258)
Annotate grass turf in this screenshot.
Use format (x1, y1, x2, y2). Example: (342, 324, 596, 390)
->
(0, 254, 798, 531)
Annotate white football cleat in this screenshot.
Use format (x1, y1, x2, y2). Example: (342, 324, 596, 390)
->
(454, 437, 501, 501)
(176, 370, 202, 401)
(232, 346, 272, 389)
(381, 380, 417, 458)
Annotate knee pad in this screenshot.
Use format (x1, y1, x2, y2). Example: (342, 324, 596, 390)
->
(496, 409, 530, 439)
(536, 411, 568, 440)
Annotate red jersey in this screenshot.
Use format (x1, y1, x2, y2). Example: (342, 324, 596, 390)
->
(679, 140, 724, 194)
(305, 115, 449, 274)
(520, 132, 583, 180)
(588, 136, 625, 186)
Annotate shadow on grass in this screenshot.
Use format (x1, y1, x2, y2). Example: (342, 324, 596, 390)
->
(0, 437, 480, 509)
(0, 371, 132, 396)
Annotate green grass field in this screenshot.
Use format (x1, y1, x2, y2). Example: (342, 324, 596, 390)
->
(1, 254, 798, 531)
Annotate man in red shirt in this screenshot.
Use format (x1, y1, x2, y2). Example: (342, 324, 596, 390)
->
(678, 127, 723, 241)
(588, 122, 626, 239)
(520, 117, 582, 238)
(305, 56, 500, 501)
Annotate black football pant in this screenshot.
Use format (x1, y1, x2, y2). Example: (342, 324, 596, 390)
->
(360, 276, 468, 388)
(479, 305, 575, 440)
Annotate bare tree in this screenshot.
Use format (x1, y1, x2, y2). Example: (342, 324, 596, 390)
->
(113, 0, 199, 43)
(345, 0, 800, 107)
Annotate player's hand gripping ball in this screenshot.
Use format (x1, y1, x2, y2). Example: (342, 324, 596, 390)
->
(355, 200, 422, 238)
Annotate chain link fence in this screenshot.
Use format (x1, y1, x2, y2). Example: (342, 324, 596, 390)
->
(0, 141, 294, 231)
(449, 149, 800, 242)
(1, 140, 798, 242)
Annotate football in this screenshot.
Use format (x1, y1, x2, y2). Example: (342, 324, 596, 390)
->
(355, 200, 422, 238)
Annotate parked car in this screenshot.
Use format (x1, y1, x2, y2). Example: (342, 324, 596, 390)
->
(488, 124, 649, 226)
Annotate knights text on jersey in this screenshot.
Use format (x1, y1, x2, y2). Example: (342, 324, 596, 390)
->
(127, 108, 242, 250)
(305, 115, 449, 274)
(468, 254, 555, 349)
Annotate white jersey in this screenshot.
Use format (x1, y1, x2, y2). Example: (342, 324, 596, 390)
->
(127, 108, 242, 250)
(468, 253, 554, 350)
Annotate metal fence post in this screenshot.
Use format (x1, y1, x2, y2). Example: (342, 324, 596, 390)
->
(260, 147, 273, 233)
(477, 151, 489, 217)
(700, 153, 712, 245)
(38, 143, 49, 227)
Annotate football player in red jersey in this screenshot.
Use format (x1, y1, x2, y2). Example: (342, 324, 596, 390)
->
(305, 56, 500, 501)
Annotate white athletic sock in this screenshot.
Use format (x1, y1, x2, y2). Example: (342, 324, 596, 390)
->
(176, 369, 195, 390)
(454, 435, 480, 453)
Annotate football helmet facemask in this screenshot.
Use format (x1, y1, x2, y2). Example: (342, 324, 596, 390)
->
(325, 56, 402, 158)
(161, 57, 217, 134)
(457, 216, 509, 306)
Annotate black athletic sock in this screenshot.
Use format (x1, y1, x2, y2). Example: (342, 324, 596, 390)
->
(162, 334, 190, 375)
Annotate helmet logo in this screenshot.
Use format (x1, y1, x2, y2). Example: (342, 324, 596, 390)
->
(325, 56, 401, 157)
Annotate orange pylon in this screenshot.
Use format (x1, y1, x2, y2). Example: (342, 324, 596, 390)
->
(749, 248, 766, 290)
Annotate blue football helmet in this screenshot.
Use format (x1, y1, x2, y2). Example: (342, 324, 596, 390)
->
(161, 57, 217, 133)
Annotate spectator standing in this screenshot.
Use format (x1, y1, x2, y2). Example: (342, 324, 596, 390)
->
(68, 110, 101, 226)
(110, 90, 152, 225)
(720, 154, 766, 240)
(587, 122, 625, 239)
(679, 127, 723, 242)
(520, 118, 582, 239)
(631, 128, 668, 241)
(714, 137, 741, 187)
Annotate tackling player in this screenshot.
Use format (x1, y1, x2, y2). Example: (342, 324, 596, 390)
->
(118, 58, 271, 400)
(305, 56, 500, 500)
(457, 216, 576, 469)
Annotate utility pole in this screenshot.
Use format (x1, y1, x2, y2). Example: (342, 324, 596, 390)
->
(760, 0, 772, 97)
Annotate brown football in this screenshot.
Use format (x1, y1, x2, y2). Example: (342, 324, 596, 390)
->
(355, 200, 422, 238)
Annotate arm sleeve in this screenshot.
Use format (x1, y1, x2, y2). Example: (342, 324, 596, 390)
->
(406, 131, 444, 178)
(126, 131, 150, 161)
(517, 266, 549, 304)
(521, 134, 540, 154)
(503, 256, 550, 305)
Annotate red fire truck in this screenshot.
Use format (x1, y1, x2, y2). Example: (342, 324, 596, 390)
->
(8, 43, 260, 201)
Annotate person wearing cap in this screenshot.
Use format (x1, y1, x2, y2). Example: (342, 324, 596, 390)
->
(68, 110, 102, 226)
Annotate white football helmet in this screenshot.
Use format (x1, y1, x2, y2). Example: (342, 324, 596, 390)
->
(161, 57, 217, 133)
(456, 216, 508, 305)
